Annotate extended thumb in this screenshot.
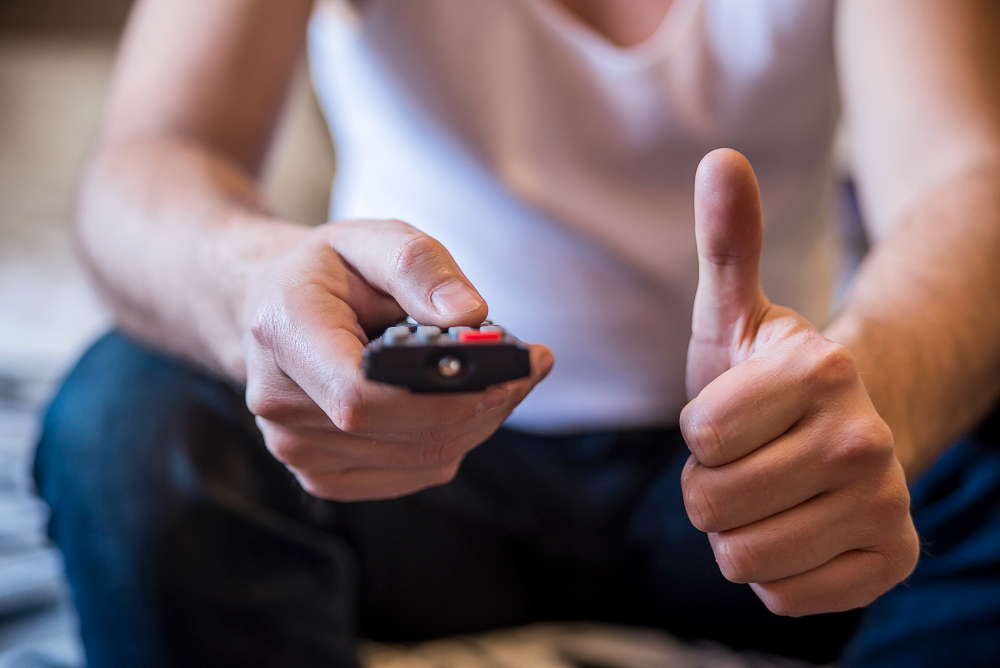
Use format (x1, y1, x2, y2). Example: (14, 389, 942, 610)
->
(686, 149, 768, 399)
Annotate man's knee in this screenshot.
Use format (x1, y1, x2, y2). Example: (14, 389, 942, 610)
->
(34, 332, 254, 528)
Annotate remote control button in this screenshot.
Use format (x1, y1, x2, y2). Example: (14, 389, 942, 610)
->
(458, 329, 502, 344)
(438, 356, 463, 378)
(384, 326, 411, 345)
(479, 325, 503, 335)
(416, 326, 441, 342)
(448, 326, 473, 340)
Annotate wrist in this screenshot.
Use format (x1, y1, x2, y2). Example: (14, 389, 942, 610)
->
(211, 214, 313, 381)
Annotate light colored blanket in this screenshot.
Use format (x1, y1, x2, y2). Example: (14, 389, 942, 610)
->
(364, 623, 819, 668)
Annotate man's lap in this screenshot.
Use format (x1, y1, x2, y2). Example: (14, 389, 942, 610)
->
(843, 412, 1000, 665)
(33, 332, 1000, 667)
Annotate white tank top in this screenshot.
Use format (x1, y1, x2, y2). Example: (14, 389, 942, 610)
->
(308, 0, 840, 432)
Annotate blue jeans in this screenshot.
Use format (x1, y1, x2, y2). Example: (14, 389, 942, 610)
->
(33, 333, 1000, 667)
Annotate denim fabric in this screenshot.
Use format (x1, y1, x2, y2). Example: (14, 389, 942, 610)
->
(33, 333, 1000, 667)
(842, 410, 1000, 666)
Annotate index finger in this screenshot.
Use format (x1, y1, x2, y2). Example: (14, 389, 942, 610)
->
(680, 344, 816, 467)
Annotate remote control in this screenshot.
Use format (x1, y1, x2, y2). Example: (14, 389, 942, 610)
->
(363, 322, 531, 393)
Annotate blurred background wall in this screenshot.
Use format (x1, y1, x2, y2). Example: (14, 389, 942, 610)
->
(0, 0, 133, 34)
(1, 0, 336, 376)
(0, 1, 335, 663)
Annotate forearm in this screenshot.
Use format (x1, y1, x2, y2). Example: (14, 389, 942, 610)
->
(75, 138, 309, 381)
(825, 162, 1000, 478)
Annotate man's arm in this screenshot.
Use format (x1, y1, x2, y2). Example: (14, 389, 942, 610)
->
(828, 0, 1000, 477)
(76, 0, 553, 501)
(78, 0, 315, 378)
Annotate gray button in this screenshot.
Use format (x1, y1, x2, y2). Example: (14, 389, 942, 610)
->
(448, 326, 473, 340)
(416, 326, 441, 342)
(479, 325, 503, 335)
(383, 326, 411, 345)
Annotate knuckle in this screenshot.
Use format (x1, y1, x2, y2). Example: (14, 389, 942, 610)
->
(429, 460, 462, 486)
(299, 471, 358, 502)
(872, 469, 912, 516)
(830, 417, 895, 470)
(266, 431, 307, 469)
(683, 477, 725, 533)
(246, 386, 297, 423)
(756, 585, 803, 618)
(807, 341, 858, 391)
(680, 403, 726, 466)
(879, 420, 896, 447)
(863, 417, 896, 456)
(900, 530, 921, 576)
(391, 233, 445, 277)
(879, 526, 921, 583)
(249, 298, 288, 350)
(299, 476, 337, 501)
(246, 386, 277, 420)
(715, 534, 760, 584)
(327, 384, 369, 434)
(335, 403, 368, 435)
(248, 313, 272, 349)
(881, 514, 920, 584)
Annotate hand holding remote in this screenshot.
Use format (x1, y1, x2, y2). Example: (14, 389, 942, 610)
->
(243, 219, 553, 501)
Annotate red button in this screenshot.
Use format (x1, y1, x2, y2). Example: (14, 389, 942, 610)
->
(458, 329, 502, 344)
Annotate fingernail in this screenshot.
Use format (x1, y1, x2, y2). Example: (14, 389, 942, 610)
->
(431, 280, 482, 315)
(475, 385, 510, 416)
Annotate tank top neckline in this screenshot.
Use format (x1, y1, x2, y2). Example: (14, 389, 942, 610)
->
(524, 0, 704, 68)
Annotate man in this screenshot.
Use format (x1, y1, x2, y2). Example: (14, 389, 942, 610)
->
(33, 0, 1000, 666)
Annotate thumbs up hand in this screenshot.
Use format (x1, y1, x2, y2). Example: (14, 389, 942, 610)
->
(681, 150, 919, 616)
